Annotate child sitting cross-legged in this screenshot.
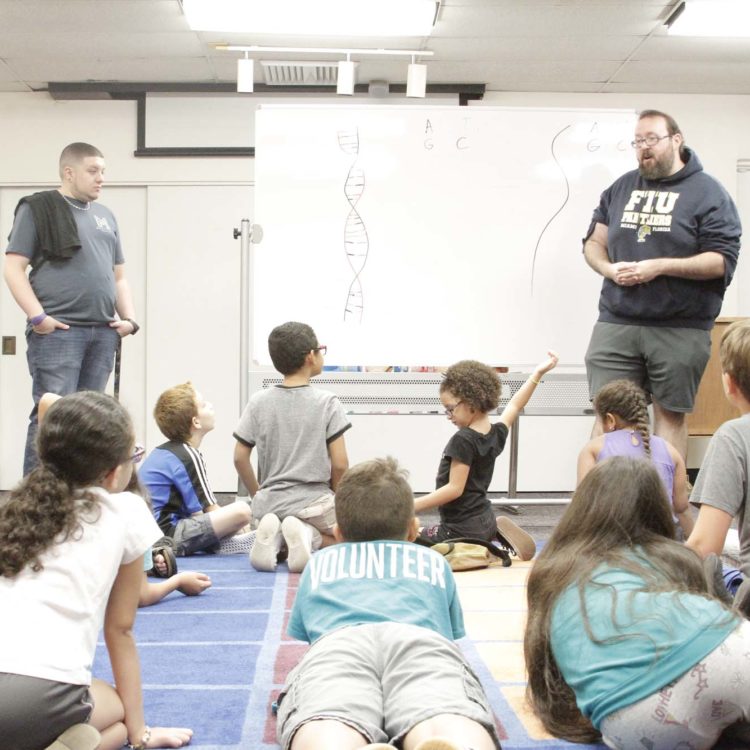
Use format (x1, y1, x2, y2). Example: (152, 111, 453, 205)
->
(578, 378, 694, 537)
(277, 456, 501, 750)
(415, 353, 558, 560)
(139, 382, 253, 557)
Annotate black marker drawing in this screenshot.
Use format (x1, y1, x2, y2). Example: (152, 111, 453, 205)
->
(530, 124, 571, 293)
(338, 128, 369, 322)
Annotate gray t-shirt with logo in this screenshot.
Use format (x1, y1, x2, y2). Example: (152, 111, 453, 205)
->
(691, 413, 750, 578)
(6, 199, 124, 325)
(233, 384, 351, 519)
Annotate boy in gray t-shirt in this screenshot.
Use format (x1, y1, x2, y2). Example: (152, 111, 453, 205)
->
(233, 321, 350, 573)
(688, 319, 750, 582)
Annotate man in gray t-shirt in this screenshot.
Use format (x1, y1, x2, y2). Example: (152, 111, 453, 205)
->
(233, 322, 351, 573)
(3, 142, 139, 474)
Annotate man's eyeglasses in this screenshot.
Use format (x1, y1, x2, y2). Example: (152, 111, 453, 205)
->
(444, 401, 463, 416)
(310, 345, 327, 356)
(132, 444, 145, 464)
(630, 134, 672, 149)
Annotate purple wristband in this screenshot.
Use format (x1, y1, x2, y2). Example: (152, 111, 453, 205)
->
(29, 312, 47, 326)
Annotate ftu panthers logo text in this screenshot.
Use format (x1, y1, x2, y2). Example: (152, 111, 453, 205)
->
(620, 190, 679, 236)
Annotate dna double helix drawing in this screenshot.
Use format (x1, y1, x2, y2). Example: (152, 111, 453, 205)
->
(338, 128, 369, 323)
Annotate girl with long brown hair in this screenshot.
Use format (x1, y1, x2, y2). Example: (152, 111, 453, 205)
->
(524, 457, 749, 749)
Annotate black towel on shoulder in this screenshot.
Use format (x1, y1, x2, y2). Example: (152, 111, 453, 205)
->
(13, 190, 81, 263)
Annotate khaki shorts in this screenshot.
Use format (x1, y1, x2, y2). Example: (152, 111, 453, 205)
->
(585, 321, 711, 412)
(295, 493, 336, 536)
(277, 622, 501, 749)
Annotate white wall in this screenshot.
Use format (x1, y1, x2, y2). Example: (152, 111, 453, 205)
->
(1, 90, 749, 489)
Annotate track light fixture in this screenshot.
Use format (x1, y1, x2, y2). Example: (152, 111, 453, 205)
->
(217, 44, 433, 97)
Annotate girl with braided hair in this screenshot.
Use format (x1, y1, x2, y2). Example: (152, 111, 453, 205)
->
(578, 378, 693, 536)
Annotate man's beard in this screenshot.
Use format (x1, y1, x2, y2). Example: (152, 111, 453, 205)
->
(638, 149, 676, 180)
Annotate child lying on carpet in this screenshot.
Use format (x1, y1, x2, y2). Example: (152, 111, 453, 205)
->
(415, 354, 558, 560)
(233, 321, 351, 573)
(525, 456, 750, 750)
(277, 456, 501, 750)
(577, 378, 693, 537)
(139, 382, 253, 557)
(0, 391, 192, 750)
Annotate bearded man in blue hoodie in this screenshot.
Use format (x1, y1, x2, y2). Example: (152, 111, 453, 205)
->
(583, 110, 741, 462)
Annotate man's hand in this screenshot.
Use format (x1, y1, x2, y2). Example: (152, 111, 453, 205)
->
(109, 319, 135, 338)
(32, 315, 69, 334)
(613, 259, 661, 286)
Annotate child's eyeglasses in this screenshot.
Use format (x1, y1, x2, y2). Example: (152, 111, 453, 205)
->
(444, 401, 463, 416)
(132, 444, 145, 464)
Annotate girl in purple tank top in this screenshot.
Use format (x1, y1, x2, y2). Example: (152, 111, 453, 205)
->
(578, 379, 694, 538)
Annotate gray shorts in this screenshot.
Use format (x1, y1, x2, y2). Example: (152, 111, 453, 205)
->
(0, 672, 93, 749)
(276, 622, 501, 749)
(172, 513, 219, 556)
(585, 321, 711, 412)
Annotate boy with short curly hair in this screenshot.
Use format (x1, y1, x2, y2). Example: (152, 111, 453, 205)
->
(415, 353, 558, 559)
(233, 321, 350, 573)
(139, 382, 252, 556)
(277, 457, 502, 750)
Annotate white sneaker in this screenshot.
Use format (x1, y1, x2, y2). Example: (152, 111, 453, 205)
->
(282, 516, 314, 573)
(250, 514, 282, 571)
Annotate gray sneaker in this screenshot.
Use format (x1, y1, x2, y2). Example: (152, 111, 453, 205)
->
(250, 514, 282, 572)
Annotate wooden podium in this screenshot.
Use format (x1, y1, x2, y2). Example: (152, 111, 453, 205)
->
(687, 317, 745, 436)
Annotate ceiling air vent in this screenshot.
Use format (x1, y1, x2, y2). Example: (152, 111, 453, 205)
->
(261, 61, 349, 86)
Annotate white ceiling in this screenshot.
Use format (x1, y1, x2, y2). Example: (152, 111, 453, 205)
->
(0, 0, 748, 95)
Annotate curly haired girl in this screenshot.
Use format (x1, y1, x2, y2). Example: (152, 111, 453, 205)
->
(578, 378, 693, 537)
(0, 391, 192, 750)
(415, 351, 558, 559)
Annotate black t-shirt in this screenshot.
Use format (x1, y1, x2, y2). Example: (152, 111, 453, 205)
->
(435, 422, 509, 524)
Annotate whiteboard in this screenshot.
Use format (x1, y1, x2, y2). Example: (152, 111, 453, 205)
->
(253, 105, 636, 367)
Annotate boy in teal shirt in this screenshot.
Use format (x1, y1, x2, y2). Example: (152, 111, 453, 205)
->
(277, 457, 501, 750)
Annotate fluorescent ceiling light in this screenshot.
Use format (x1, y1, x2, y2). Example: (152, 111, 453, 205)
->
(666, 0, 750, 36)
(182, 0, 439, 36)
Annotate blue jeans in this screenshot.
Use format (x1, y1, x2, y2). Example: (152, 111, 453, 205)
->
(24, 325, 120, 474)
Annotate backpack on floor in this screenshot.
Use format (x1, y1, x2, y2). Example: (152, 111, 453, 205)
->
(429, 537, 511, 571)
